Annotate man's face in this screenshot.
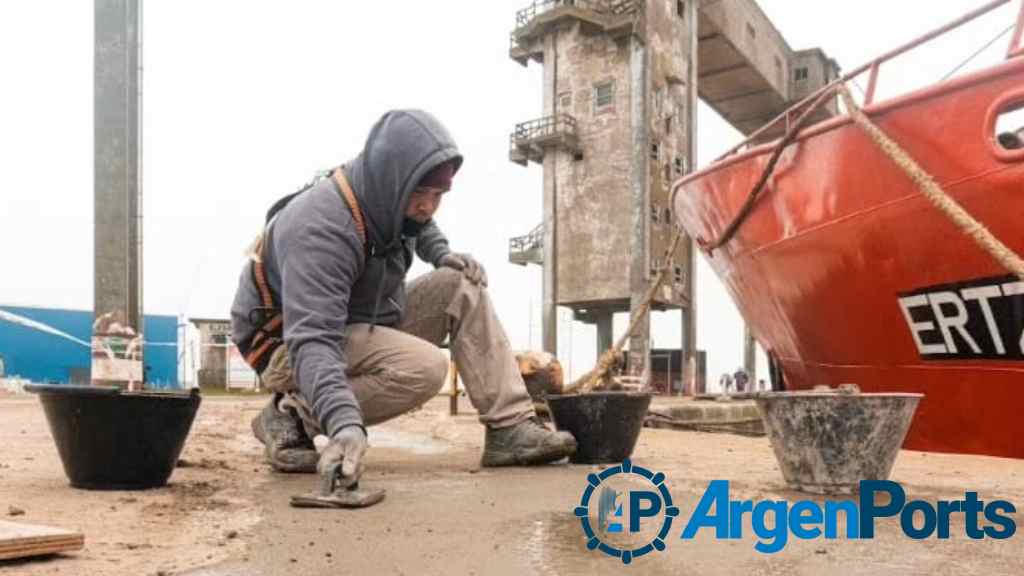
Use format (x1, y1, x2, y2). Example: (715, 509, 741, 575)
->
(405, 186, 447, 223)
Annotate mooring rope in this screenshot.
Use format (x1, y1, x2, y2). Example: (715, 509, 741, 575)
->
(837, 83, 1024, 280)
(703, 85, 840, 253)
(570, 229, 685, 394)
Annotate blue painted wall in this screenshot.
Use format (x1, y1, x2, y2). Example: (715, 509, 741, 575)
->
(0, 306, 179, 388)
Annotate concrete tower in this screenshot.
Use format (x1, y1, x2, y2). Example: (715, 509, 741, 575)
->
(507, 0, 839, 387)
(508, 0, 700, 380)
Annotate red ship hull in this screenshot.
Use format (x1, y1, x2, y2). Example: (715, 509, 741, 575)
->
(673, 58, 1024, 458)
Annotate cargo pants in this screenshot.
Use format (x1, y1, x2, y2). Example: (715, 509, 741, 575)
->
(260, 267, 536, 437)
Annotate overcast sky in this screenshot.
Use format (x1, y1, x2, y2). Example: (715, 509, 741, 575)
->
(0, 0, 1016, 383)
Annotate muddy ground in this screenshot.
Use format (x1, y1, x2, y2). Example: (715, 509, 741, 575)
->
(1, 393, 1021, 575)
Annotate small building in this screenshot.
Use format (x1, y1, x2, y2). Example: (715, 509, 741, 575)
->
(0, 305, 178, 387)
(189, 318, 230, 389)
(649, 348, 707, 396)
(189, 318, 258, 390)
(623, 348, 706, 395)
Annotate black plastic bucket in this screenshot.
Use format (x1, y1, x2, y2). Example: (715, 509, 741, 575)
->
(546, 391, 652, 464)
(25, 384, 202, 490)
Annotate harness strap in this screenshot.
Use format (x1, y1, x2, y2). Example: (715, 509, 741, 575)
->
(246, 314, 282, 352)
(251, 236, 276, 310)
(241, 169, 369, 373)
(332, 168, 367, 246)
(245, 327, 281, 369)
(243, 250, 283, 372)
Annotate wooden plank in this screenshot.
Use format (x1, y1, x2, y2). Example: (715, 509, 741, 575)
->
(0, 541, 84, 561)
(0, 520, 84, 560)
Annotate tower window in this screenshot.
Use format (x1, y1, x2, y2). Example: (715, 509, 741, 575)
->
(594, 81, 615, 111)
(674, 266, 684, 284)
(558, 91, 572, 111)
(674, 156, 684, 175)
(651, 205, 661, 223)
(677, 1, 686, 18)
(795, 67, 809, 81)
(650, 142, 660, 160)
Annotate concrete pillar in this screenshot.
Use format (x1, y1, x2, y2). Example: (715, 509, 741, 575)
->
(94, 0, 143, 336)
(541, 30, 558, 356)
(628, 34, 650, 377)
(596, 313, 613, 354)
(682, 0, 700, 387)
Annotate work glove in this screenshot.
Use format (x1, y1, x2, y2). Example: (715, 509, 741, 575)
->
(317, 426, 367, 490)
(437, 252, 488, 286)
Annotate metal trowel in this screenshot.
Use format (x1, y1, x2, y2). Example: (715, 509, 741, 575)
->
(290, 462, 386, 509)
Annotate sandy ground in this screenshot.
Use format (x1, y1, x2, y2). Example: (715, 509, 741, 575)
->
(1, 393, 1022, 575)
(0, 394, 266, 575)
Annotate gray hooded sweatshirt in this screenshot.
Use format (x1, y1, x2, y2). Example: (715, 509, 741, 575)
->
(230, 110, 463, 436)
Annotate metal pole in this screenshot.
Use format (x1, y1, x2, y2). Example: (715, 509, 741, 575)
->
(744, 325, 757, 382)
(567, 312, 573, 378)
(666, 351, 672, 397)
(94, 0, 144, 388)
(541, 32, 559, 356)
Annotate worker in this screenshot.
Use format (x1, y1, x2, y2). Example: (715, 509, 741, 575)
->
(733, 368, 749, 394)
(230, 110, 577, 486)
(719, 373, 733, 394)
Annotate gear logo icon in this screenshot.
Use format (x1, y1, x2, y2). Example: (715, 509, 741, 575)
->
(574, 459, 679, 564)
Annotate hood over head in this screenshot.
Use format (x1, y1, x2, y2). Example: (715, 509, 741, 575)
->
(344, 109, 463, 251)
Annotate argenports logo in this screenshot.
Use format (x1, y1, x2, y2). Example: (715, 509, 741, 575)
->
(574, 459, 679, 564)
(681, 479, 1017, 553)
(576, 463, 1017, 561)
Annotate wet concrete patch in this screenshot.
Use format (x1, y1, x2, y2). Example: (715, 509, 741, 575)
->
(368, 426, 453, 455)
(506, 512, 694, 576)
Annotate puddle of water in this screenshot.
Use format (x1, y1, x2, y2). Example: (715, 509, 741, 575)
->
(511, 512, 692, 576)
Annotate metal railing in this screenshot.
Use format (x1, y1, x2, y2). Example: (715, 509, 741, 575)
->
(513, 0, 638, 30)
(509, 222, 545, 254)
(510, 114, 578, 147)
(1011, 0, 1024, 57)
(714, 0, 1024, 162)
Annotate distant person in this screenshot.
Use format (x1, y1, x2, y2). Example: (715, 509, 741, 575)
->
(231, 110, 575, 488)
(718, 373, 733, 394)
(733, 368, 749, 394)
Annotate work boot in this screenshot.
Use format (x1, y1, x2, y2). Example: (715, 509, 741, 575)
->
(251, 396, 319, 473)
(481, 417, 577, 467)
